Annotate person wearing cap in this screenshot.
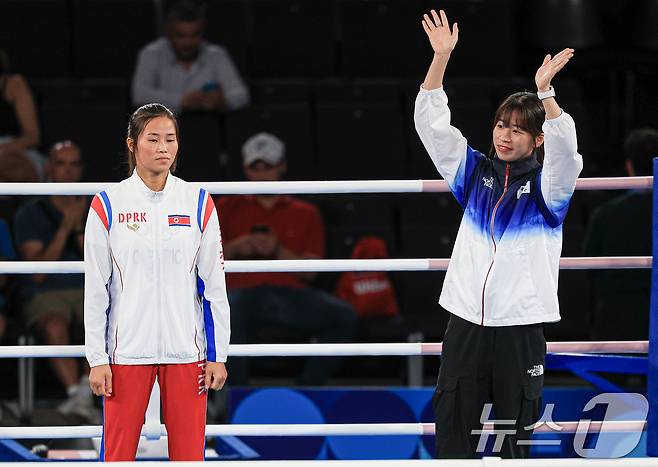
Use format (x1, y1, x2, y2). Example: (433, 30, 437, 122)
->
(216, 132, 357, 385)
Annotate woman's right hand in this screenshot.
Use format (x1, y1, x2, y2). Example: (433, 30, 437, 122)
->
(422, 9, 459, 56)
(89, 364, 113, 397)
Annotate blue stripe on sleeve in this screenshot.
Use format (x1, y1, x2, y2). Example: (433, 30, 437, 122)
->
(197, 189, 206, 233)
(452, 146, 485, 207)
(100, 397, 105, 461)
(196, 276, 217, 362)
(534, 171, 563, 228)
(99, 191, 113, 230)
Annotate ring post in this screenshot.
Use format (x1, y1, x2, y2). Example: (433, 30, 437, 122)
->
(648, 157, 658, 456)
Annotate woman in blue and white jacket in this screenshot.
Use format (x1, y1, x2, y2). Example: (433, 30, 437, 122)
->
(414, 9, 583, 459)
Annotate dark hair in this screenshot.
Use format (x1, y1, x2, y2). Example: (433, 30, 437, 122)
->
(624, 127, 658, 176)
(167, 0, 205, 23)
(126, 103, 179, 175)
(489, 92, 546, 163)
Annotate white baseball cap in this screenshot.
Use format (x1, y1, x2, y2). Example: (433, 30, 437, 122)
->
(242, 132, 285, 166)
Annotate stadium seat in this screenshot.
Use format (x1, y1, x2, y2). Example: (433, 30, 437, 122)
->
(337, 0, 428, 77)
(250, 0, 335, 77)
(0, 0, 72, 78)
(71, 0, 157, 78)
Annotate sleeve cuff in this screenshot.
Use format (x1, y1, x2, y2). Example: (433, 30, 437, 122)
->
(89, 357, 110, 367)
(419, 84, 445, 94)
(543, 109, 569, 126)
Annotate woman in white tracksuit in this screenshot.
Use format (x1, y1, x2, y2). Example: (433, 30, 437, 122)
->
(414, 9, 583, 458)
(84, 103, 230, 461)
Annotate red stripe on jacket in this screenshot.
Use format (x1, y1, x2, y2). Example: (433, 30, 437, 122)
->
(202, 195, 215, 232)
(91, 195, 109, 231)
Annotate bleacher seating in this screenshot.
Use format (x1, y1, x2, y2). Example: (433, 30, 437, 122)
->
(314, 81, 406, 180)
(337, 0, 428, 77)
(0, 0, 72, 78)
(71, 0, 157, 78)
(175, 112, 224, 182)
(249, 0, 336, 77)
(35, 79, 130, 182)
(224, 102, 314, 180)
(204, 0, 251, 72)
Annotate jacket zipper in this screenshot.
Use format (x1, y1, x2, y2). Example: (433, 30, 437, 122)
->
(480, 163, 510, 326)
(153, 195, 163, 360)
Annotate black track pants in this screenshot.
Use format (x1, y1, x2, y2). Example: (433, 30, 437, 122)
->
(433, 314, 546, 459)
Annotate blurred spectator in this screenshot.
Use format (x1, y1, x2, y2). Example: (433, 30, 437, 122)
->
(13, 141, 99, 423)
(336, 237, 399, 318)
(583, 128, 658, 340)
(131, 0, 249, 113)
(0, 218, 16, 344)
(216, 133, 357, 385)
(0, 49, 43, 181)
(335, 236, 406, 340)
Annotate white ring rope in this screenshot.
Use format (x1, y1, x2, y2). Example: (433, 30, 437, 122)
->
(0, 420, 648, 440)
(0, 341, 647, 359)
(0, 257, 650, 275)
(2, 462, 658, 467)
(0, 176, 651, 196)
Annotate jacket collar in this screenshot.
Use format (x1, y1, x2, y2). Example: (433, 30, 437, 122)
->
(130, 169, 176, 197)
(492, 152, 541, 181)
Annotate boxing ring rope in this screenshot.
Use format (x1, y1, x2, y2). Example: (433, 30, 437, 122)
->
(0, 420, 649, 439)
(3, 461, 658, 467)
(0, 176, 652, 196)
(0, 256, 651, 275)
(0, 341, 649, 359)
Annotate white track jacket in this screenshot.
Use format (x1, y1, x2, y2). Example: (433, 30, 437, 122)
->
(84, 171, 230, 367)
(415, 86, 583, 326)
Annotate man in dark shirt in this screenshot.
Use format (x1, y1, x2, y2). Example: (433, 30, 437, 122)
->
(13, 141, 98, 423)
(584, 128, 658, 340)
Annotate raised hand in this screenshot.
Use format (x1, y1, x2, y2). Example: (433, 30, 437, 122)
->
(535, 48, 575, 91)
(422, 9, 459, 56)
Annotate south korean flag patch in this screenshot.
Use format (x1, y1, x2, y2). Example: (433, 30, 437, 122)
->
(517, 181, 531, 199)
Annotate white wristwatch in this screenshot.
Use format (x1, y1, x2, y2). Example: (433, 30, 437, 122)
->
(537, 86, 555, 100)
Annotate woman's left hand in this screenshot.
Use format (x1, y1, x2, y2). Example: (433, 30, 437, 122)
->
(205, 361, 228, 391)
(535, 48, 575, 91)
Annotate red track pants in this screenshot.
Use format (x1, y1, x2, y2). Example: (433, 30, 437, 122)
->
(101, 361, 207, 461)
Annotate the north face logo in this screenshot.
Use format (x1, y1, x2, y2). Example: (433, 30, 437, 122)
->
(527, 364, 544, 377)
(517, 181, 531, 199)
(482, 177, 494, 189)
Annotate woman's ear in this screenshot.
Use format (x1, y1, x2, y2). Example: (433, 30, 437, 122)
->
(535, 133, 545, 148)
(126, 137, 134, 154)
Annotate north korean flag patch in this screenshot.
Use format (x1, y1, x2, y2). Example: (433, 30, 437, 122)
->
(168, 214, 191, 227)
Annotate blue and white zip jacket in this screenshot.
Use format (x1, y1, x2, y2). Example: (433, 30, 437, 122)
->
(84, 171, 230, 367)
(414, 86, 583, 326)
